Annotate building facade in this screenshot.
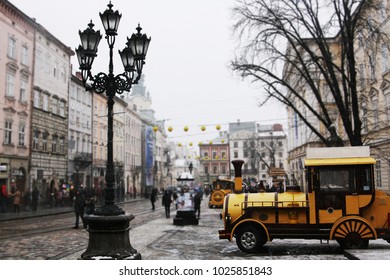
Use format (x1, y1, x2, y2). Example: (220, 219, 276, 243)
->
(0, 0, 35, 194)
(30, 23, 73, 198)
(68, 74, 93, 189)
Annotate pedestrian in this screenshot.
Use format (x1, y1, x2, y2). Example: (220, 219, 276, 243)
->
(83, 185, 96, 215)
(73, 188, 86, 229)
(162, 190, 172, 218)
(150, 187, 158, 210)
(31, 187, 40, 211)
(24, 188, 31, 211)
(258, 180, 266, 193)
(194, 189, 202, 219)
(10, 187, 21, 213)
(172, 192, 178, 209)
(0, 185, 8, 213)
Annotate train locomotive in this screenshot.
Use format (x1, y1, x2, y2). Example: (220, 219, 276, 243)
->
(218, 146, 390, 253)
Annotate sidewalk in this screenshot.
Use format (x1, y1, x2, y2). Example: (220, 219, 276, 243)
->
(0, 196, 144, 222)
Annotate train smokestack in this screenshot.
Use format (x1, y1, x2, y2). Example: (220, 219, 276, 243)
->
(232, 160, 244, 193)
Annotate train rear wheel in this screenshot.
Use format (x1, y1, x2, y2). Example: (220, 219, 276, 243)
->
(236, 226, 265, 253)
(333, 219, 373, 249)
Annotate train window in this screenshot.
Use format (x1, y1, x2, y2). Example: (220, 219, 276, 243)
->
(356, 165, 373, 193)
(318, 166, 356, 193)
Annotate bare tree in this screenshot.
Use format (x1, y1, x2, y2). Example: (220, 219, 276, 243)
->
(231, 0, 384, 146)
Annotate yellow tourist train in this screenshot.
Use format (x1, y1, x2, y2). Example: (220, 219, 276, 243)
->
(218, 146, 390, 253)
(208, 179, 235, 208)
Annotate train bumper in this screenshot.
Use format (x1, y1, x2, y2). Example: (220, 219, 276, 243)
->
(218, 229, 231, 240)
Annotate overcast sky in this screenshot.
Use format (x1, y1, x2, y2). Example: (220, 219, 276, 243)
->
(10, 0, 287, 144)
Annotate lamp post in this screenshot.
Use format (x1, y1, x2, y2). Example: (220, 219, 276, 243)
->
(76, 1, 150, 260)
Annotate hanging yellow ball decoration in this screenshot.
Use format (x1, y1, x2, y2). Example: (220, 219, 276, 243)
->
(153, 126, 158, 132)
(198, 142, 202, 146)
(189, 142, 193, 146)
(178, 143, 182, 147)
(209, 141, 213, 145)
(184, 126, 189, 132)
(168, 126, 173, 132)
(201, 125, 206, 131)
(216, 124, 221, 130)
(221, 139, 225, 144)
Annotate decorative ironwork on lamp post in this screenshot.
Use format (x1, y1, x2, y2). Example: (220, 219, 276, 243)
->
(75, 1, 150, 260)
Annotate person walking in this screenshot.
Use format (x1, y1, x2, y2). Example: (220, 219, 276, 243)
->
(24, 188, 31, 211)
(10, 188, 21, 213)
(31, 187, 40, 211)
(150, 187, 158, 210)
(194, 189, 202, 219)
(0, 185, 9, 213)
(172, 191, 178, 210)
(162, 190, 172, 218)
(73, 188, 86, 229)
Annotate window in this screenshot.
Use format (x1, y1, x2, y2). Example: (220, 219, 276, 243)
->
(8, 37, 16, 59)
(213, 165, 218, 174)
(34, 90, 40, 108)
(21, 45, 29, 66)
(204, 166, 209, 174)
(6, 72, 15, 97)
(33, 131, 39, 150)
(381, 44, 389, 72)
(4, 121, 12, 145)
(52, 98, 58, 115)
(234, 151, 238, 158)
(385, 94, 390, 123)
(18, 124, 25, 146)
(59, 138, 64, 154)
(359, 64, 365, 87)
(375, 161, 382, 189)
(19, 78, 27, 102)
(221, 151, 226, 159)
(59, 101, 65, 117)
(212, 151, 217, 159)
(222, 165, 226, 174)
(52, 136, 58, 153)
(233, 142, 238, 148)
(369, 55, 376, 82)
(42, 94, 49, 111)
(42, 133, 48, 152)
(370, 91, 379, 129)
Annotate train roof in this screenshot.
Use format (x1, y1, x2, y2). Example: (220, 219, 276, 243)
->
(305, 146, 376, 166)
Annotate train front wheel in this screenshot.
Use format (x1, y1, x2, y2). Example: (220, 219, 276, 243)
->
(236, 226, 266, 253)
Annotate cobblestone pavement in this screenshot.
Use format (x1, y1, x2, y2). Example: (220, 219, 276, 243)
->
(1, 197, 390, 260)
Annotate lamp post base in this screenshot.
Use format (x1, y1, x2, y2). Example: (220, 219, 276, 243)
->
(81, 213, 141, 260)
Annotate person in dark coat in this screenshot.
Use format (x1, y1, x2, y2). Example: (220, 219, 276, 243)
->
(162, 190, 172, 218)
(73, 188, 86, 229)
(150, 187, 158, 210)
(194, 190, 202, 219)
(0, 185, 8, 213)
(31, 187, 40, 211)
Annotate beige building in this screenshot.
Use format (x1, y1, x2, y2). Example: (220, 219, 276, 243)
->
(92, 92, 108, 192)
(0, 1, 35, 193)
(124, 103, 143, 197)
(30, 23, 73, 198)
(68, 74, 93, 189)
(285, 0, 390, 191)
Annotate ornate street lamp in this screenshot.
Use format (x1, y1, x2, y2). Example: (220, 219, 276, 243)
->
(76, 1, 150, 260)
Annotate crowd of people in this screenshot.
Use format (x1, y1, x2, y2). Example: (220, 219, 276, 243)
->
(242, 178, 286, 193)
